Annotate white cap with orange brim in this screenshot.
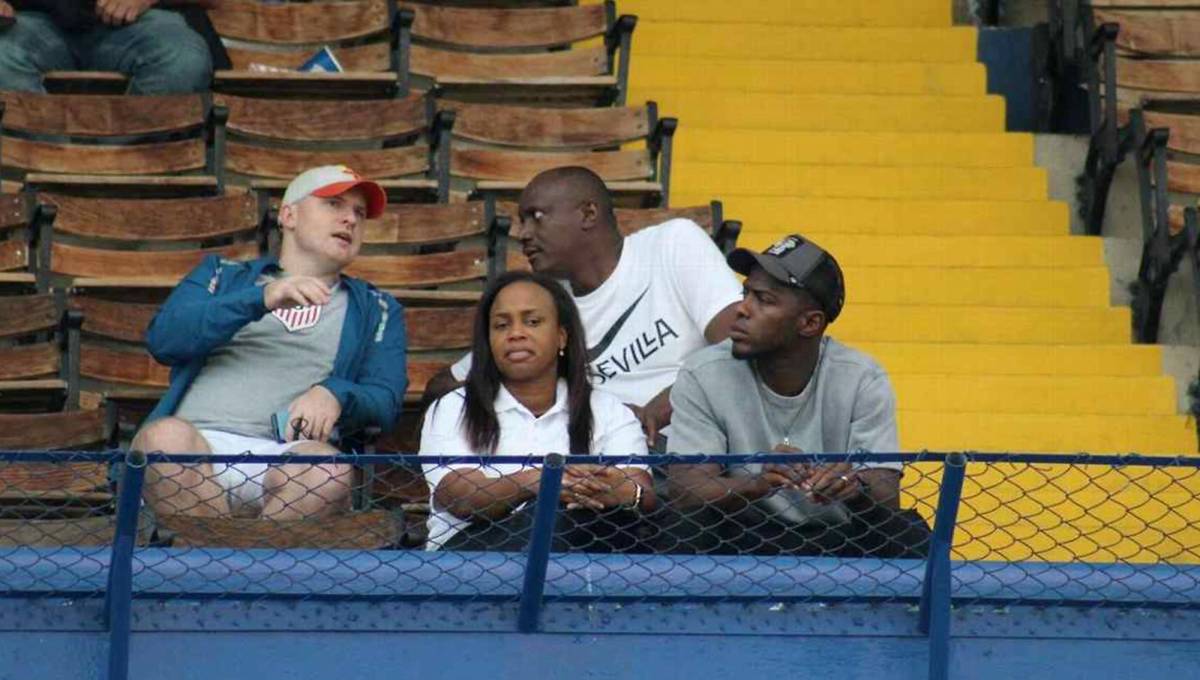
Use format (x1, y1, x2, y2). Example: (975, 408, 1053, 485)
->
(281, 165, 387, 219)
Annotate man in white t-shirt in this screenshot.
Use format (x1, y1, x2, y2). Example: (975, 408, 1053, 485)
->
(425, 166, 741, 446)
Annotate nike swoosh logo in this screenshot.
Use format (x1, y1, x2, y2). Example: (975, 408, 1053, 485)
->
(587, 288, 649, 362)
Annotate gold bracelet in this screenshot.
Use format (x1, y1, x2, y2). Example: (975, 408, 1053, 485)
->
(624, 481, 644, 511)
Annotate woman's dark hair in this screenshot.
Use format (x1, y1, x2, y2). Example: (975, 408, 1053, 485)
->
(461, 270, 594, 454)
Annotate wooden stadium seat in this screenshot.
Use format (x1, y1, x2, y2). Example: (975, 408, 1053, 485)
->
(211, 0, 403, 99)
(0, 194, 53, 289)
(311, 200, 516, 300)
(0, 92, 217, 195)
(36, 189, 263, 290)
(1095, 9, 1200, 57)
(398, 1, 636, 106)
(0, 292, 80, 412)
(445, 101, 677, 207)
(34, 190, 262, 423)
(215, 93, 446, 202)
(0, 406, 116, 534)
(402, 306, 474, 402)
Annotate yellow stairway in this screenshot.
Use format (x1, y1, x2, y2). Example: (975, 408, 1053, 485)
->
(612, 0, 1199, 560)
(615, 0, 1194, 458)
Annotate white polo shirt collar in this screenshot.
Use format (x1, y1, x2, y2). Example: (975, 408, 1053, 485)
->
(494, 379, 570, 419)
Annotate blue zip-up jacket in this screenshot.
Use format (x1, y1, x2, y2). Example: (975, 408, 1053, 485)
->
(145, 255, 408, 434)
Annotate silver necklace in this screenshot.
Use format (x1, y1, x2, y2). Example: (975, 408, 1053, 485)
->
(752, 344, 824, 447)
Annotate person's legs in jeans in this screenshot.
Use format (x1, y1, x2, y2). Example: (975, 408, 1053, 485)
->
(82, 9, 211, 94)
(0, 12, 77, 93)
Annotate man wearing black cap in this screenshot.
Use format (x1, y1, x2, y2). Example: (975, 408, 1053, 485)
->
(662, 234, 930, 557)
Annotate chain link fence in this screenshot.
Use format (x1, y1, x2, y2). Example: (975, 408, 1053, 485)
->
(0, 451, 1197, 609)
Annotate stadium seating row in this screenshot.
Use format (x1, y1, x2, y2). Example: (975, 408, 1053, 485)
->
(0, 92, 676, 208)
(49, 0, 635, 105)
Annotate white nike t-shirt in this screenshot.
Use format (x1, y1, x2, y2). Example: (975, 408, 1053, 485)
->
(452, 219, 742, 406)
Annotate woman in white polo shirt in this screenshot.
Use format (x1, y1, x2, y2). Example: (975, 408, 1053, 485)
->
(419, 271, 654, 551)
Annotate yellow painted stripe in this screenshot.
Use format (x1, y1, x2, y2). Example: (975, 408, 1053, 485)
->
(673, 196, 1069, 236)
(673, 164, 1047, 200)
(632, 26, 978, 63)
(671, 130, 1034, 167)
(859, 343, 1164, 377)
(615, 0, 952, 27)
(843, 267, 1111, 307)
(834, 305, 1130, 344)
(650, 91, 1007, 132)
(631, 59, 986, 95)
(892, 375, 1178, 416)
(897, 411, 1195, 454)
(739, 234, 1106, 268)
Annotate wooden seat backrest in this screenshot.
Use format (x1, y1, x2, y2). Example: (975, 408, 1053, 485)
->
(402, 2, 606, 49)
(219, 94, 426, 143)
(0, 294, 59, 382)
(362, 202, 487, 247)
(0, 407, 110, 508)
(219, 94, 431, 181)
(1, 93, 208, 176)
(410, 44, 607, 79)
(0, 408, 107, 450)
(448, 103, 651, 149)
(452, 148, 652, 182)
(1095, 9, 1200, 57)
(1116, 57, 1200, 95)
(43, 190, 259, 243)
(40, 191, 261, 282)
(210, 0, 392, 45)
(406, 307, 474, 352)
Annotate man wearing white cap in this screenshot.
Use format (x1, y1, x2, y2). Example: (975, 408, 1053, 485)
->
(134, 166, 408, 521)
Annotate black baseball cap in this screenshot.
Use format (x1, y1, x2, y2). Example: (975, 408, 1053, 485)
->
(727, 234, 845, 323)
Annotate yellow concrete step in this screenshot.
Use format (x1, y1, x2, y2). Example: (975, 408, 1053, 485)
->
(631, 59, 986, 95)
(615, 0, 951, 27)
(892, 375, 1178, 416)
(673, 164, 1046, 201)
(649, 91, 1006, 132)
(834, 305, 1129, 344)
(633, 25, 977, 62)
(898, 411, 1195, 454)
(672, 130, 1033, 168)
(738, 234, 1106, 268)
(843, 267, 1110, 307)
(902, 465, 1200, 562)
(859, 343, 1163, 377)
(673, 196, 1068, 236)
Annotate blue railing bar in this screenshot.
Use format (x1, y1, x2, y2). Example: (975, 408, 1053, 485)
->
(920, 452, 968, 630)
(518, 452, 565, 634)
(1, 449, 1197, 468)
(921, 453, 967, 680)
(106, 449, 145, 680)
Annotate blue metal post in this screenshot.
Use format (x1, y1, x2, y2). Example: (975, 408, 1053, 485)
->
(517, 453, 565, 633)
(106, 449, 146, 680)
(919, 452, 967, 680)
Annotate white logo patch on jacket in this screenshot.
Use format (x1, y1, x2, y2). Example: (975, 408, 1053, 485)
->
(271, 305, 323, 332)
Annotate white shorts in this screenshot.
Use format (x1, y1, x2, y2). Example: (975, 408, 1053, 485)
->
(199, 429, 311, 510)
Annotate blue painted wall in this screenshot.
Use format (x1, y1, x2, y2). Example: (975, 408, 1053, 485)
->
(2, 599, 1199, 680)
